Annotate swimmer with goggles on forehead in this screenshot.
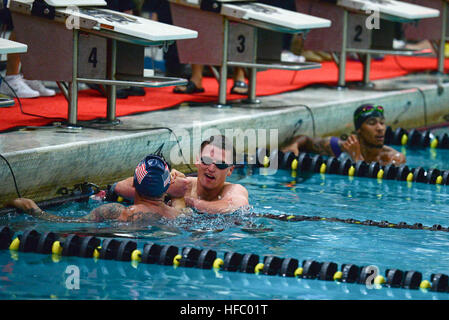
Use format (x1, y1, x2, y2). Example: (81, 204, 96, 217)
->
(282, 103, 406, 166)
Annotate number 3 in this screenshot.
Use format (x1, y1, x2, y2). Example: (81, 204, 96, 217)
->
(237, 35, 245, 53)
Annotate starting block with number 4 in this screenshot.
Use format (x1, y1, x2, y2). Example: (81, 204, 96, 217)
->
(296, 0, 440, 87)
(169, 0, 331, 107)
(9, 0, 198, 126)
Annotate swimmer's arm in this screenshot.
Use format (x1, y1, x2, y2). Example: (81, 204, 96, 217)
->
(84, 203, 126, 222)
(185, 185, 249, 214)
(114, 177, 135, 201)
(386, 147, 406, 166)
(283, 135, 335, 156)
(8, 198, 91, 222)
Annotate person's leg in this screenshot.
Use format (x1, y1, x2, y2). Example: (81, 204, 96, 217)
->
(173, 64, 205, 93)
(230, 67, 248, 95)
(0, 32, 41, 98)
(6, 33, 20, 76)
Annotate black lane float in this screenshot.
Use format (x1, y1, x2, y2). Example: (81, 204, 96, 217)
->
(257, 148, 449, 186)
(1, 226, 446, 294)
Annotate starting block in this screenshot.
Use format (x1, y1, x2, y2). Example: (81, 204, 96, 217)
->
(0, 38, 28, 107)
(296, 0, 440, 87)
(9, 0, 198, 126)
(402, 0, 448, 74)
(169, 0, 331, 107)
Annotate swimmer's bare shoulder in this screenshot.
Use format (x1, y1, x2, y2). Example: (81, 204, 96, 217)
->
(222, 182, 249, 206)
(381, 145, 406, 166)
(117, 205, 155, 222)
(88, 203, 126, 222)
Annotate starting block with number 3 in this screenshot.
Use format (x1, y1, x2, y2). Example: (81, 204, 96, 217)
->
(9, 0, 198, 126)
(296, 0, 440, 87)
(169, 0, 331, 107)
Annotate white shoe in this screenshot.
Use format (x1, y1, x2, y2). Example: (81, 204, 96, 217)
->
(24, 79, 56, 97)
(0, 74, 40, 98)
(281, 50, 306, 63)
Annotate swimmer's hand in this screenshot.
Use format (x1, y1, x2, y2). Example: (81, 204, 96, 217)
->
(8, 198, 40, 213)
(341, 134, 364, 162)
(167, 173, 191, 198)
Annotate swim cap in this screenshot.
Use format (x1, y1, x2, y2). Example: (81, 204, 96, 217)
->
(133, 154, 171, 198)
(354, 104, 384, 130)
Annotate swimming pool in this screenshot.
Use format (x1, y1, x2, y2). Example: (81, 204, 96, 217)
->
(1, 146, 449, 300)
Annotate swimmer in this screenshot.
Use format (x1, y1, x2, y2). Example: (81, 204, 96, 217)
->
(282, 104, 406, 166)
(8, 154, 190, 223)
(111, 135, 249, 214)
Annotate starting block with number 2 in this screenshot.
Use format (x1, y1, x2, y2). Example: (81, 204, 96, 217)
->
(296, 0, 440, 87)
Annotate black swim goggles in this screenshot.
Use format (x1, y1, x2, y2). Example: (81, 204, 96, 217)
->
(201, 156, 232, 170)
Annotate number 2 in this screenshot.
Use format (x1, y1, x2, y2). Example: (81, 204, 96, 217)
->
(354, 25, 363, 42)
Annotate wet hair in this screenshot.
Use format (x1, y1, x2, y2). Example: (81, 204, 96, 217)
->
(353, 104, 385, 130)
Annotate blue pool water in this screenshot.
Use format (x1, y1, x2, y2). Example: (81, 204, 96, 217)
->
(1, 147, 449, 300)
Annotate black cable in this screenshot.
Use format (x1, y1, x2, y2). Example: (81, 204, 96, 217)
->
(0, 74, 66, 121)
(78, 123, 195, 173)
(296, 103, 316, 138)
(393, 55, 412, 72)
(0, 153, 21, 198)
(381, 56, 430, 127)
(415, 87, 428, 128)
(230, 103, 317, 138)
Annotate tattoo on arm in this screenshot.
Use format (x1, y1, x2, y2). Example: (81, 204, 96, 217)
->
(310, 137, 333, 156)
(122, 211, 152, 222)
(86, 203, 125, 222)
(27, 208, 86, 222)
(24, 203, 126, 223)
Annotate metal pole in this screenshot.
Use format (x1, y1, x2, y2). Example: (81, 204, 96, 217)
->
(338, 9, 348, 88)
(217, 17, 229, 107)
(363, 53, 371, 85)
(68, 29, 79, 126)
(56, 81, 69, 101)
(245, 26, 260, 104)
(438, 0, 447, 74)
(106, 38, 117, 121)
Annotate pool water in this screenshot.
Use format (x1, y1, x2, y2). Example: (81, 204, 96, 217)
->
(1, 148, 449, 300)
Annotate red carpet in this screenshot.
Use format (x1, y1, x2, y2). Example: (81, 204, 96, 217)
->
(0, 55, 447, 132)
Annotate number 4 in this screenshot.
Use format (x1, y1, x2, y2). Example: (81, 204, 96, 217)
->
(88, 47, 98, 68)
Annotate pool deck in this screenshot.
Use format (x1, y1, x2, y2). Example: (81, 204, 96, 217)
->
(1, 72, 449, 206)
